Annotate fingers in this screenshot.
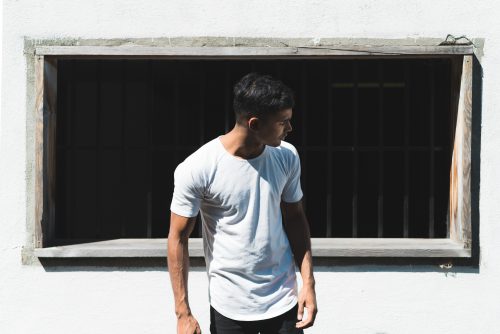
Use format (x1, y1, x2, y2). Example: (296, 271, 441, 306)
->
(177, 316, 201, 334)
(186, 324, 201, 334)
(296, 306, 317, 329)
(297, 301, 304, 321)
(193, 319, 201, 334)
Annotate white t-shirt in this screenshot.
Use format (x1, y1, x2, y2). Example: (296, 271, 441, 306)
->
(170, 136, 303, 321)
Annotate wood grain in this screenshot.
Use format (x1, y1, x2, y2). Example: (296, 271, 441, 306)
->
(34, 45, 474, 58)
(45, 57, 58, 244)
(34, 55, 44, 247)
(449, 56, 472, 248)
(34, 238, 471, 258)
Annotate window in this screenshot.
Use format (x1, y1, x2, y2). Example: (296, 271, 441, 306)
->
(32, 44, 477, 260)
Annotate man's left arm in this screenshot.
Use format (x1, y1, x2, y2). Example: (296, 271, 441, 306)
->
(281, 200, 318, 330)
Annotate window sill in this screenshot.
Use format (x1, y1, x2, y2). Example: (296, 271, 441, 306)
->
(34, 238, 471, 258)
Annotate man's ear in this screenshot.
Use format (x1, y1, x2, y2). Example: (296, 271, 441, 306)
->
(247, 117, 260, 131)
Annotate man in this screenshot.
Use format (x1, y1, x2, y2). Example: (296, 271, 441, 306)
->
(168, 72, 317, 334)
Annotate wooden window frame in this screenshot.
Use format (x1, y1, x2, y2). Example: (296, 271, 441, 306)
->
(32, 45, 477, 262)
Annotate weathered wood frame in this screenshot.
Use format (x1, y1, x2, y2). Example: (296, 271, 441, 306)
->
(33, 45, 475, 258)
(449, 56, 473, 249)
(34, 55, 58, 248)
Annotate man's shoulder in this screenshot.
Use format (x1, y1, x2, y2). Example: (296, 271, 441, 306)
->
(268, 140, 300, 160)
(265, 141, 301, 175)
(278, 140, 299, 154)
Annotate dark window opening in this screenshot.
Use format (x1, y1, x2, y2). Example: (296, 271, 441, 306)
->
(55, 58, 453, 242)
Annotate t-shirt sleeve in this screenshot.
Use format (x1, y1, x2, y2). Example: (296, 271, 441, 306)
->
(170, 162, 204, 218)
(281, 146, 304, 203)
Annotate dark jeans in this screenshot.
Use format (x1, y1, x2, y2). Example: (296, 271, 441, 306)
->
(210, 304, 304, 334)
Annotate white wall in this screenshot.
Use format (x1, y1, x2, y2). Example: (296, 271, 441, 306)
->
(1, 1, 500, 333)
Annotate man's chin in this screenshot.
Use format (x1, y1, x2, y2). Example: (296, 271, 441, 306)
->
(269, 139, 282, 147)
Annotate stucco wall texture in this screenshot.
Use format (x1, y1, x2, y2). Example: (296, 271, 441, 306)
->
(1, 1, 500, 333)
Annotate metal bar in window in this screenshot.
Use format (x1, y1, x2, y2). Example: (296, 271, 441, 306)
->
(173, 62, 180, 164)
(275, 60, 282, 78)
(69, 60, 76, 239)
(326, 61, 333, 237)
(198, 63, 206, 237)
(403, 63, 410, 238)
(378, 61, 384, 238)
(56, 145, 440, 152)
(301, 61, 308, 211)
(224, 62, 231, 133)
(429, 61, 435, 238)
(120, 60, 127, 237)
(333, 82, 406, 88)
(352, 61, 359, 238)
(199, 63, 206, 145)
(298, 145, 445, 152)
(96, 60, 102, 239)
(147, 191, 152, 238)
(66, 143, 447, 151)
(147, 60, 154, 238)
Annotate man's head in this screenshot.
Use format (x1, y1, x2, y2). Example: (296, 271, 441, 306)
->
(233, 72, 295, 146)
(233, 72, 295, 122)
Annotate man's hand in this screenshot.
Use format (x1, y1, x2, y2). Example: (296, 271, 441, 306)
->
(296, 283, 318, 329)
(177, 313, 202, 334)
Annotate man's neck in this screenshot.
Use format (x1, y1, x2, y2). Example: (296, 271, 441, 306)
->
(220, 126, 265, 160)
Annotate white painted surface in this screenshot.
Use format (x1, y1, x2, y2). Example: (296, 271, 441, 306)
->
(0, 2, 3, 148)
(1, 1, 500, 333)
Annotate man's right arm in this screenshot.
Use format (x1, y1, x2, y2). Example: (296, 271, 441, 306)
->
(168, 212, 201, 334)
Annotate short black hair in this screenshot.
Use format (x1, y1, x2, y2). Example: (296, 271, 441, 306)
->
(233, 72, 295, 122)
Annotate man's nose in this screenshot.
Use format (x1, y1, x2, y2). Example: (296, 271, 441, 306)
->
(286, 121, 292, 132)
